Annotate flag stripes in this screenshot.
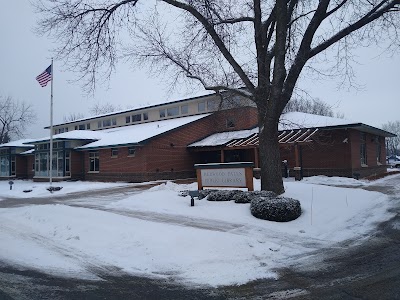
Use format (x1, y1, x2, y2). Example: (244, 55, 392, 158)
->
(36, 65, 52, 87)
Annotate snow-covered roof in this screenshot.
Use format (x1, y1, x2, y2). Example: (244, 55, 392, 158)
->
(278, 112, 355, 130)
(26, 130, 105, 144)
(189, 112, 394, 148)
(0, 139, 35, 148)
(189, 128, 258, 147)
(76, 114, 210, 150)
(20, 149, 35, 155)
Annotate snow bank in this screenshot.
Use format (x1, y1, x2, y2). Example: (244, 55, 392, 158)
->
(0, 180, 131, 199)
(0, 177, 395, 286)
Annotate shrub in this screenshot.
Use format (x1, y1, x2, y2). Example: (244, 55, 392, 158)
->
(207, 190, 243, 201)
(232, 190, 277, 204)
(250, 196, 301, 222)
(198, 189, 218, 200)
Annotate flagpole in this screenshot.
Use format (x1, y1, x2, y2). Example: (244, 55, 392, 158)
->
(49, 58, 54, 186)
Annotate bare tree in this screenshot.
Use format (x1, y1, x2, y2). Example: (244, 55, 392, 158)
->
(284, 98, 336, 117)
(382, 121, 400, 156)
(35, 1, 400, 193)
(90, 102, 122, 116)
(0, 95, 36, 143)
(63, 112, 85, 122)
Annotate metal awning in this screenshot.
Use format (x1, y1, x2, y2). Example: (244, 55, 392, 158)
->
(225, 128, 319, 148)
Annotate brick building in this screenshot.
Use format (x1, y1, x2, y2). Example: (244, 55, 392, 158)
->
(0, 93, 395, 182)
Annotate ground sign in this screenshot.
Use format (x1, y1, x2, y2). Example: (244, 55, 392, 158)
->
(194, 162, 254, 191)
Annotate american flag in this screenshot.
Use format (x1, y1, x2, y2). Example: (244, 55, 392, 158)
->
(36, 65, 52, 87)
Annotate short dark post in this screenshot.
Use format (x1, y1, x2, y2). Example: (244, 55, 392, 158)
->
(9, 181, 14, 190)
(191, 196, 194, 207)
(282, 160, 288, 178)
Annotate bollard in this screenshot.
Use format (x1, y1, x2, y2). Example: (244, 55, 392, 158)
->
(8, 181, 14, 190)
(188, 190, 199, 207)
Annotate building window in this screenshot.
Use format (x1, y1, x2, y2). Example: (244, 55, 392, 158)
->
(198, 101, 206, 112)
(181, 105, 188, 114)
(65, 127, 69, 132)
(75, 125, 78, 130)
(65, 151, 70, 176)
(0, 155, 10, 177)
(167, 106, 179, 117)
(159, 109, 166, 118)
(132, 113, 142, 122)
(103, 119, 111, 127)
(98, 121, 102, 128)
(128, 147, 136, 157)
(111, 148, 118, 157)
(86, 123, 91, 130)
(11, 156, 16, 176)
(226, 119, 236, 128)
(143, 112, 149, 120)
(89, 151, 99, 172)
(126, 116, 131, 123)
(207, 100, 217, 111)
(79, 124, 85, 130)
(360, 132, 367, 166)
(160, 109, 165, 118)
(112, 118, 117, 126)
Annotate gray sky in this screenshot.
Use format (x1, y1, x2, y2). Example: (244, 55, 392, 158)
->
(0, 1, 399, 139)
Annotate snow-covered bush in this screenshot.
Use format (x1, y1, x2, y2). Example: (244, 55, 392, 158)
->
(250, 197, 301, 222)
(198, 189, 218, 199)
(232, 191, 277, 204)
(207, 190, 243, 201)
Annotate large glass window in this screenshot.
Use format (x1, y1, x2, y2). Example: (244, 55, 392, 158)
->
(89, 151, 99, 172)
(207, 100, 218, 111)
(65, 151, 71, 176)
(360, 132, 367, 166)
(181, 105, 188, 114)
(78, 124, 85, 130)
(159, 109, 166, 118)
(126, 116, 131, 123)
(132, 114, 142, 122)
(0, 155, 10, 177)
(103, 119, 111, 127)
(11, 156, 16, 176)
(198, 101, 206, 112)
(167, 106, 179, 117)
(143, 112, 149, 120)
(34, 150, 70, 177)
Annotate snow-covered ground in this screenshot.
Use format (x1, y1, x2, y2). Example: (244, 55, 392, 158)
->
(0, 175, 397, 286)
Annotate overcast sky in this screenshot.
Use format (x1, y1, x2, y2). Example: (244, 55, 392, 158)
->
(0, 1, 399, 139)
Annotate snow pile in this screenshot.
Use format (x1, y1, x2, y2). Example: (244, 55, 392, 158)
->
(0, 180, 131, 199)
(301, 175, 367, 186)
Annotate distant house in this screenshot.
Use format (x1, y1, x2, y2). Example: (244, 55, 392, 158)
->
(0, 92, 395, 181)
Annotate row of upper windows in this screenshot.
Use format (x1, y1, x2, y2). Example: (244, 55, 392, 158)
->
(126, 112, 148, 124)
(54, 99, 221, 134)
(35, 142, 65, 150)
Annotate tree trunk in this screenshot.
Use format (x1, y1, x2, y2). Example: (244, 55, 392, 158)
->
(257, 108, 285, 194)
